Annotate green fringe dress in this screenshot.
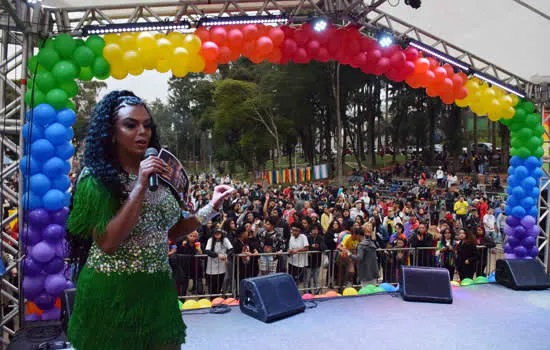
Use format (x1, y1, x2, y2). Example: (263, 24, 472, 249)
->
(66, 172, 187, 350)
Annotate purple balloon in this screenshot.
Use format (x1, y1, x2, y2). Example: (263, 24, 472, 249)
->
(42, 224, 65, 244)
(531, 225, 541, 236)
(513, 245, 528, 258)
(41, 307, 61, 320)
(528, 245, 539, 258)
(50, 207, 69, 225)
(64, 266, 72, 280)
(504, 225, 515, 236)
(55, 240, 67, 258)
(521, 236, 536, 249)
(25, 313, 41, 321)
(506, 216, 521, 227)
(43, 257, 64, 274)
(66, 280, 75, 289)
(505, 253, 518, 259)
(503, 242, 513, 254)
(28, 209, 50, 228)
(31, 242, 56, 263)
(513, 225, 527, 240)
(508, 236, 520, 247)
(24, 225, 42, 245)
(22, 257, 42, 277)
(45, 273, 67, 296)
(521, 215, 536, 229)
(34, 292, 56, 310)
(22, 275, 44, 300)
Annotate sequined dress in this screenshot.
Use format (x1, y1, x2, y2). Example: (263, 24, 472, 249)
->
(66, 173, 187, 350)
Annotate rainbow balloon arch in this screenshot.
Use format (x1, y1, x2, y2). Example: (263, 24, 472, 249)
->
(20, 22, 542, 319)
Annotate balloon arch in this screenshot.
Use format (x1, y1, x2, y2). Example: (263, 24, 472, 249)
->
(20, 23, 543, 319)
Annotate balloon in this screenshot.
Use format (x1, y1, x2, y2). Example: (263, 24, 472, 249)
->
(30, 174, 51, 196)
(187, 55, 206, 73)
(528, 245, 539, 258)
(42, 157, 65, 179)
(210, 27, 227, 46)
(256, 36, 274, 56)
(32, 241, 56, 263)
(33, 103, 57, 126)
(43, 224, 65, 244)
(22, 122, 44, 143)
(45, 273, 68, 296)
(55, 108, 76, 128)
(73, 46, 95, 68)
(92, 57, 110, 78)
(201, 42, 219, 61)
(35, 71, 56, 93)
(156, 59, 170, 73)
(31, 139, 55, 161)
(52, 174, 71, 191)
(281, 39, 297, 57)
(390, 52, 405, 67)
(43, 189, 66, 211)
(136, 32, 156, 51)
(268, 27, 285, 46)
(28, 209, 50, 228)
(25, 89, 46, 107)
(302, 293, 313, 300)
(103, 43, 123, 63)
(521, 101, 536, 113)
(35, 292, 56, 310)
(22, 257, 42, 277)
(79, 66, 94, 81)
(242, 24, 259, 41)
(46, 89, 69, 110)
(181, 35, 202, 55)
(54, 34, 76, 58)
(59, 80, 79, 98)
(37, 48, 60, 70)
(23, 275, 45, 300)
(343, 287, 358, 296)
(513, 245, 528, 258)
(414, 58, 430, 74)
(85, 35, 106, 56)
(511, 206, 526, 218)
(404, 47, 419, 61)
(43, 256, 65, 274)
(140, 49, 159, 70)
(51, 207, 69, 225)
(217, 46, 232, 64)
(41, 307, 61, 321)
(156, 38, 174, 59)
(433, 67, 447, 83)
(227, 29, 244, 50)
(45, 123, 68, 146)
(203, 60, 218, 74)
(170, 47, 190, 70)
(51, 61, 77, 83)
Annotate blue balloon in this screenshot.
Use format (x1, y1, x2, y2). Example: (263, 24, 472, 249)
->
(29, 173, 51, 196)
(52, 175, 71, 192)
(65, 127, 74, 141)
(511, 186, 525, 199)
(22, 191, 42, 210)
(42, 189, 65, 211)
(506, 186, 513, 195)
(531, 187, 540, 198)
(511, 206, 526, 218)
(56, 108, 77, 127)
(520, 197, 535, 210)
(44, 123, 68, 146)
(514, 166, 528, 179)
(22, 122, 44, 142)
(63, 160, 71, 175)
(507, 166, 514, 176)
(532, 167, 543, 179)
(32, 104, 57, 126)
(31, 139, 55, 161)
(529, 207, 539, 218)
(506, 195, 518, 207)
(507, 175, 518, 187)
(522, 177, 537, 190)
(525, 156, 540, 170)
(55, 142, 74, 160)
(504, 205, 512, 215)
(42, 157, 65, 179)
(19, 155, 42, 176)
(510, 156, 522, 168)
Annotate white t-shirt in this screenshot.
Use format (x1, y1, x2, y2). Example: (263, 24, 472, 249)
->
(288, 233, 309, 268)
(436, 170, 444, 179)
(205, 237, 233, 275)
(483, 214, 496, 233)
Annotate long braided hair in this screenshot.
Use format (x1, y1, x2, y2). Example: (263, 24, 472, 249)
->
(66, 90, 161, 273)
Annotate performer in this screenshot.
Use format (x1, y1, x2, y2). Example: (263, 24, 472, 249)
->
(66, 90, 233, 350)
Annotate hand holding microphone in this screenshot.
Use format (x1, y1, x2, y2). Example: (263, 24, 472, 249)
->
(136, 148, 169, 192)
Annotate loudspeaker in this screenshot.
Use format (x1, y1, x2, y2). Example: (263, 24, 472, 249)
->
(239, 273, 305, 323)
(496, 259, 550, 290)
(6, 321, 69, 350)
(400, 266, 453, 304)
(61, 288, 77, 333)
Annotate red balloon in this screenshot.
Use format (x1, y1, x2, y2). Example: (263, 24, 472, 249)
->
(382, 45, 400, 57)
(301, 22, 313, 34)
(457, 72, 468, 83)
(306, 40, 321, 57)
(210, 27, 227, 46)
(218, 46, 232, 64)
(242, 24, 259, 41)
(268, 28, 285, 47)
(346, 27, 362, 41)
(442, 63, 454, 77)
(427, 57, 439, 70)
(455, 86, 468, 100)
(293, 29, 309, 46)
(433, 67, 447, 83)
(401, 60, 415, 77)
(406, 73, 421, 88)
(440, 77, 454, 93)
(241, 40, 255, 58)
(250, 53, 264, 64)
(404, 47, 419, 61)
(313, 29, 330, 44)
(266, 47, 282, 63)
(390, 52, 406, 68)
(201, 41, 220, 61)
(281, 38, 297, 57)
(280, 25, 293, 36)
(441, 94, 455, 105)
(369, 49, 382, 63)
(419, 70, 435, 86)
(426, 86, 439, 97)
(293, 48, 309, 63)
(194, 28, 210, 43)
(346, 39, 361, 56)
(228, 48, 241, 61)
(327, 38, 341, 57)
(203, 60, 218, 74)
(256, 23, 268, 35)
(414, 58, 430, 74)
(227, 29, 244, 50)
(316, 47, 331, 62)
(256, 36, 274, 56)
(373, 57, 390, 75)
(352, 52, 367, 67)
(359, 36, 375, 51)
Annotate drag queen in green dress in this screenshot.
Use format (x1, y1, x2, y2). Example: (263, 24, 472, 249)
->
(66, 91, 232, 349)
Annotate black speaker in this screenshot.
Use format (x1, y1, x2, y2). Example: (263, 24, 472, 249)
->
(6, 321, 69, 349)
(239, 273, 305, 323)
(496, 259, 550, 290)
(61, 288, 76, 333)
(400, 266, 453, 304)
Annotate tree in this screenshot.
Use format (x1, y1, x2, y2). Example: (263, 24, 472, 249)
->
(73, 80, 107, 155)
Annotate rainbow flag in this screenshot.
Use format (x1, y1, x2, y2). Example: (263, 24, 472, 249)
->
(313, 164, 328, 179)
(365, 185, 373, 191)
(267, 172, 272, 185)
(305, 167, 311, 181)
(292, 169, 298, 183)
(298, 168, 304, 182)
(275, 170, 281, 184)
(284, 169, 291, 183)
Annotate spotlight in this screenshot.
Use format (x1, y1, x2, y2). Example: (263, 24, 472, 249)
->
(81, 20, 191, 36)
(409, 40, 471, 72)
(198, 15, 289, 28)
(473, 71, 526, 99)
(405, 0, 422, 9)
(312, 18, 328, 32)
(378, 33, 393, 48)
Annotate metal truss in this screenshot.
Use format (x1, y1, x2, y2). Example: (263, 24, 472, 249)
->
(540, 103, 550, 273)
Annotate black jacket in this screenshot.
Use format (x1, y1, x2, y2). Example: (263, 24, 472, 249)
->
(308, 235, 327, 268)
(456, 241, 478, 267)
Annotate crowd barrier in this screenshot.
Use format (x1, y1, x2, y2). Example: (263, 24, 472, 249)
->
(170, 245, 504, 300)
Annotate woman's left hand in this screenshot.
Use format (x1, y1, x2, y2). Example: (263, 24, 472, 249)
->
(211, 185, 235, 210)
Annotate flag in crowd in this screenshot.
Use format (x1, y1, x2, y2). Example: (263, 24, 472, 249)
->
(256, 164, 328, 184)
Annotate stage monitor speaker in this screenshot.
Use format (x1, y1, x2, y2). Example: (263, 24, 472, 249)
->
(6, 321, 69, 350)
(61, 288, 77, 333)
(496, 259, 550, 290)
(400, 266, 453, 304)
(239, 273, 305, 323)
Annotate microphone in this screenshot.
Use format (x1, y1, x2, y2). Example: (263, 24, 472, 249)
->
(145, 148, 159, 192)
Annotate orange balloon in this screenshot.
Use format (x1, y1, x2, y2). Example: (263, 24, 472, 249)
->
(266, 47, 282, 63)
(211, 297, 224, 306)
(427, 57, 439, 70)
(204, 60, 218, 74)
(442, 63, 454, 76)
(426, 86, 439, 97)
(228, 47, 241, 61)
(221, 297, 235, 305)
(268, 27, 285, 46)
(249, 53, 264, 64)
(201, 41, 219, 61)
(433, 67, 447, 83)
(419, 70, 435, 86)
(256, 36, 274, 56)
(228, 299, 240, 306)
(227, 28, 245, 50)
(211, 27, 227, 46)
(242, 24, 259, 41)
(325, 291, 339, 297)
(241, 41, 255, 58)
(414, 58, 430, 74)
(194, 28, 210, 43)
(218, 46, 232, 64)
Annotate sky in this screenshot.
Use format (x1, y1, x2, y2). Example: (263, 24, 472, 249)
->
(66, 0, 550, 103)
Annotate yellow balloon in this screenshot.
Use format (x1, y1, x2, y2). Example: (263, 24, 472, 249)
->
(103, 34, 120, 45)
(510, 94, 519, 106)
(455, 98, 469, 108)
(170, 47, 190, 69)
(154, 33, 164, 40)
(343, 287, 358, 296)
(156, 58, 170, 73)
(140, 49, 159, 70)
(187, 55, 206, 73)
(502, 106, 516, 119)
(482, 87, 496, 100)
(172, 64, 188, 78)
(500, 95, 513, 107)
(488, 112, 500, 122)
(110, 65, 128, 80)
(182, 35, 202, 55)
(103, 43, 123, 64)
(493, 86, 505, 98)
(137, 32, 156, 51)
(182, 300, 199, 310)
(119, 33, 137, 51)
(122, 50, 142, 70)
(197, 299, 212, 308)
(128, 66, 144, 76)
(156, 38, 174, 59)
(488, 98, 501, 113)
(465, 80, 480, 94)
(167, 32, 185, 47)
(470, 90, 483, 105)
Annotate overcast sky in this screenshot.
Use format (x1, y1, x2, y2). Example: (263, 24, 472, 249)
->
(95, 0, 550, 102)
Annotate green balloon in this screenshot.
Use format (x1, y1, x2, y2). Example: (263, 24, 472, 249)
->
(92, 57, 110, 78)
(28, 78, 35, 89)
(516, 128, 533, 142)
(511, 137, 522, 149)
(512, 108, 527, 123)
(525, 114, 541, 129)
(60, 80, 79, 97)
(41, 38, 55, 49)
(66, 99, 76, 111)
(35, 71, 57, 92)
(86, 35, 106, 57)
(534, 147, 544, 158)
(75, 39, 85, 47)
(499, 117, 512, 126)
(37, 47, 61, 70)
(73, 46, 95, 67)
(534, 125, 545, 137)
(45, 88, 69, 110)
(54, 33, 76, 59)
(79, 66, 94, 81)
(509, 121, 525, 133)
(70, 59, 82, 77)
(474, 276, 488, 284)
(461, 278, 474, 286)
(27, 55, 39, 72)
(520, 101, 536, 114)
(358, 287, 369, 295)
(374, 286, 386, 293)
(516, 147, 531, 159)
(24, 89, 45, 107)
(526, 136, 542, 150)
(52, 60, 78, 83)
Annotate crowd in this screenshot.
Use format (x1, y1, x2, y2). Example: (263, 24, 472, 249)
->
(168, 172, 506, 298)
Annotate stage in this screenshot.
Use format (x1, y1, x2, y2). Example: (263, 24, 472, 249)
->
(182, 284, 550, 350)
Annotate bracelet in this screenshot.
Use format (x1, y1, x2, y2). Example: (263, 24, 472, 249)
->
(196, 203, 217, 225)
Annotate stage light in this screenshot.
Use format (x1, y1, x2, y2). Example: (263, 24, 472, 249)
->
(405, 0, 422, 9)
(198, 15, 288, 28)
(312, 18, 328, 32)
(378, 33, 393, 48)
(26, 0, 42, 4)
(408, 40, 471, 72)
(473, 71, 526, 99)
(81, 20, 191, 36)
